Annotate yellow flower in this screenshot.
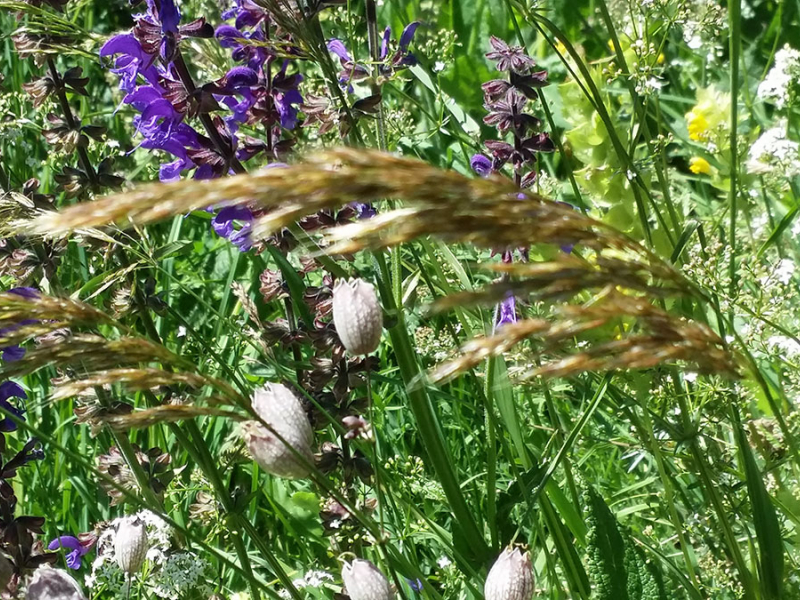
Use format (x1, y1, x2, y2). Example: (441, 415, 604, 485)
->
(657, 52, 665, 64)
(686, 112, 709, 141)
(685, 86, 731, 143)
(689, 157, 712, 174)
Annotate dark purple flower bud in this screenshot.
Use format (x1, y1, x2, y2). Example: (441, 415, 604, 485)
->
(471, 154, 493, 178)
(0, 381, 26, 432)
(380, 27, 391, 60)
(398, 22, 420, 53)
(159, 0, 181, 34)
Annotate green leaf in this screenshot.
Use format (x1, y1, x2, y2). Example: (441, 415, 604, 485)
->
(733, 410, 784, 599)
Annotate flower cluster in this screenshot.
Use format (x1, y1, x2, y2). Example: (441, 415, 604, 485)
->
(746, 120, 800, 180)
(471, 36, 554, 188)
(100, 0, 304, 252)
(471, 37, 554, 328)
(757, 45, 800, 110)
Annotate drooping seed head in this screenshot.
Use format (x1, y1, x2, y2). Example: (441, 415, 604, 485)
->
(26, 566, 87, 600)
(341, 559, 393, 600)
(332, 278, 383, 355)
(114, 517, 148, 575)
(243, 383, 314, 479)
(484, 547, 533, 600)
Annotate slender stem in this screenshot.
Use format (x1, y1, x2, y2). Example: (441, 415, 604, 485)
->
(365, 0, 387, 150)
(46, 58, 97, 186)
(728, 0, 741, 310)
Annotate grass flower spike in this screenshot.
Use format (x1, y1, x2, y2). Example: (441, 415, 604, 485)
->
(341, 558, 394, 600)
(243, 383, 314, 479)
(484, 547, 533, 600)
(332, 278, 383, 355)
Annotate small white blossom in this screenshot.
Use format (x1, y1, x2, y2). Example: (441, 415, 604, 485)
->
(746, 121, 800, 178)
(758, 45, 800, 109)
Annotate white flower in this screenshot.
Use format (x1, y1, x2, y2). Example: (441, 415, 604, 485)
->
(437, 556, 452, 569)
(758, 45, 800, 109)
(775, 258, 795, 285)
(434, 61, 446, 72)
(746, 120, 800, 178)
(768, 335, 800, 357)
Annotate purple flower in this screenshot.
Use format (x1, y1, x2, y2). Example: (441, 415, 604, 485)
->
(1, 287, 39, 362)
(406, 578, 424, 592)
(485, 36, 536, 73)
(48, 535, 95, 570)
(100, 34, 159, 95)
(495, 293, 517, 329)
(470, 154, 493, 178)
(0, 381, 26, 432)
(222, 0, 268, 29)
(212, 205, 253, 251)
(215, 24, 270, 70)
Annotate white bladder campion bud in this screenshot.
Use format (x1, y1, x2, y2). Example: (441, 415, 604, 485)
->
(341, 558, 394, 600)
(332, 278, 383, 355)
(243, 383, 314, 479)
(484, 547, 533, 600)
(26, 566, 87, 600)
(114, 517, 148, 575)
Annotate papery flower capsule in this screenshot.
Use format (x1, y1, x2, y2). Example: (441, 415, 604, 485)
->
(332, 279, 383, 355)
(341, 558, 393, 600)
(26, 566, 87, 600)
(114, 518, 148, 574)
(243, 383, 314, 479)
(484, 547, 533, 600)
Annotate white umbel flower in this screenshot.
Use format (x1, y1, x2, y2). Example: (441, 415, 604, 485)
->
(341, 558, 393, 600)
(484, 547, 533, 600)
(114, 517, 148, 574)
(243, 383, 314, 479)
(26, 567, 87, 600)
(332, 279, 383, 355)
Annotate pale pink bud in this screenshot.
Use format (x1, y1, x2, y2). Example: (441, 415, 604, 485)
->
(341, 559, 393, 600)
(332, 279, 383, 355)
(243, 383, 314, 479)
(26, 566, 87, 600)
(114, 518, 148, 574)
(484, 547, 533, 600)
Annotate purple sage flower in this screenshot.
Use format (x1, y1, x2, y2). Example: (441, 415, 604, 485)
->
(48, 534, 96, 570)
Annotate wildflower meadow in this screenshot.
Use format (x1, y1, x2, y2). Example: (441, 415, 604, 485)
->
(0, 0, 799, 598)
